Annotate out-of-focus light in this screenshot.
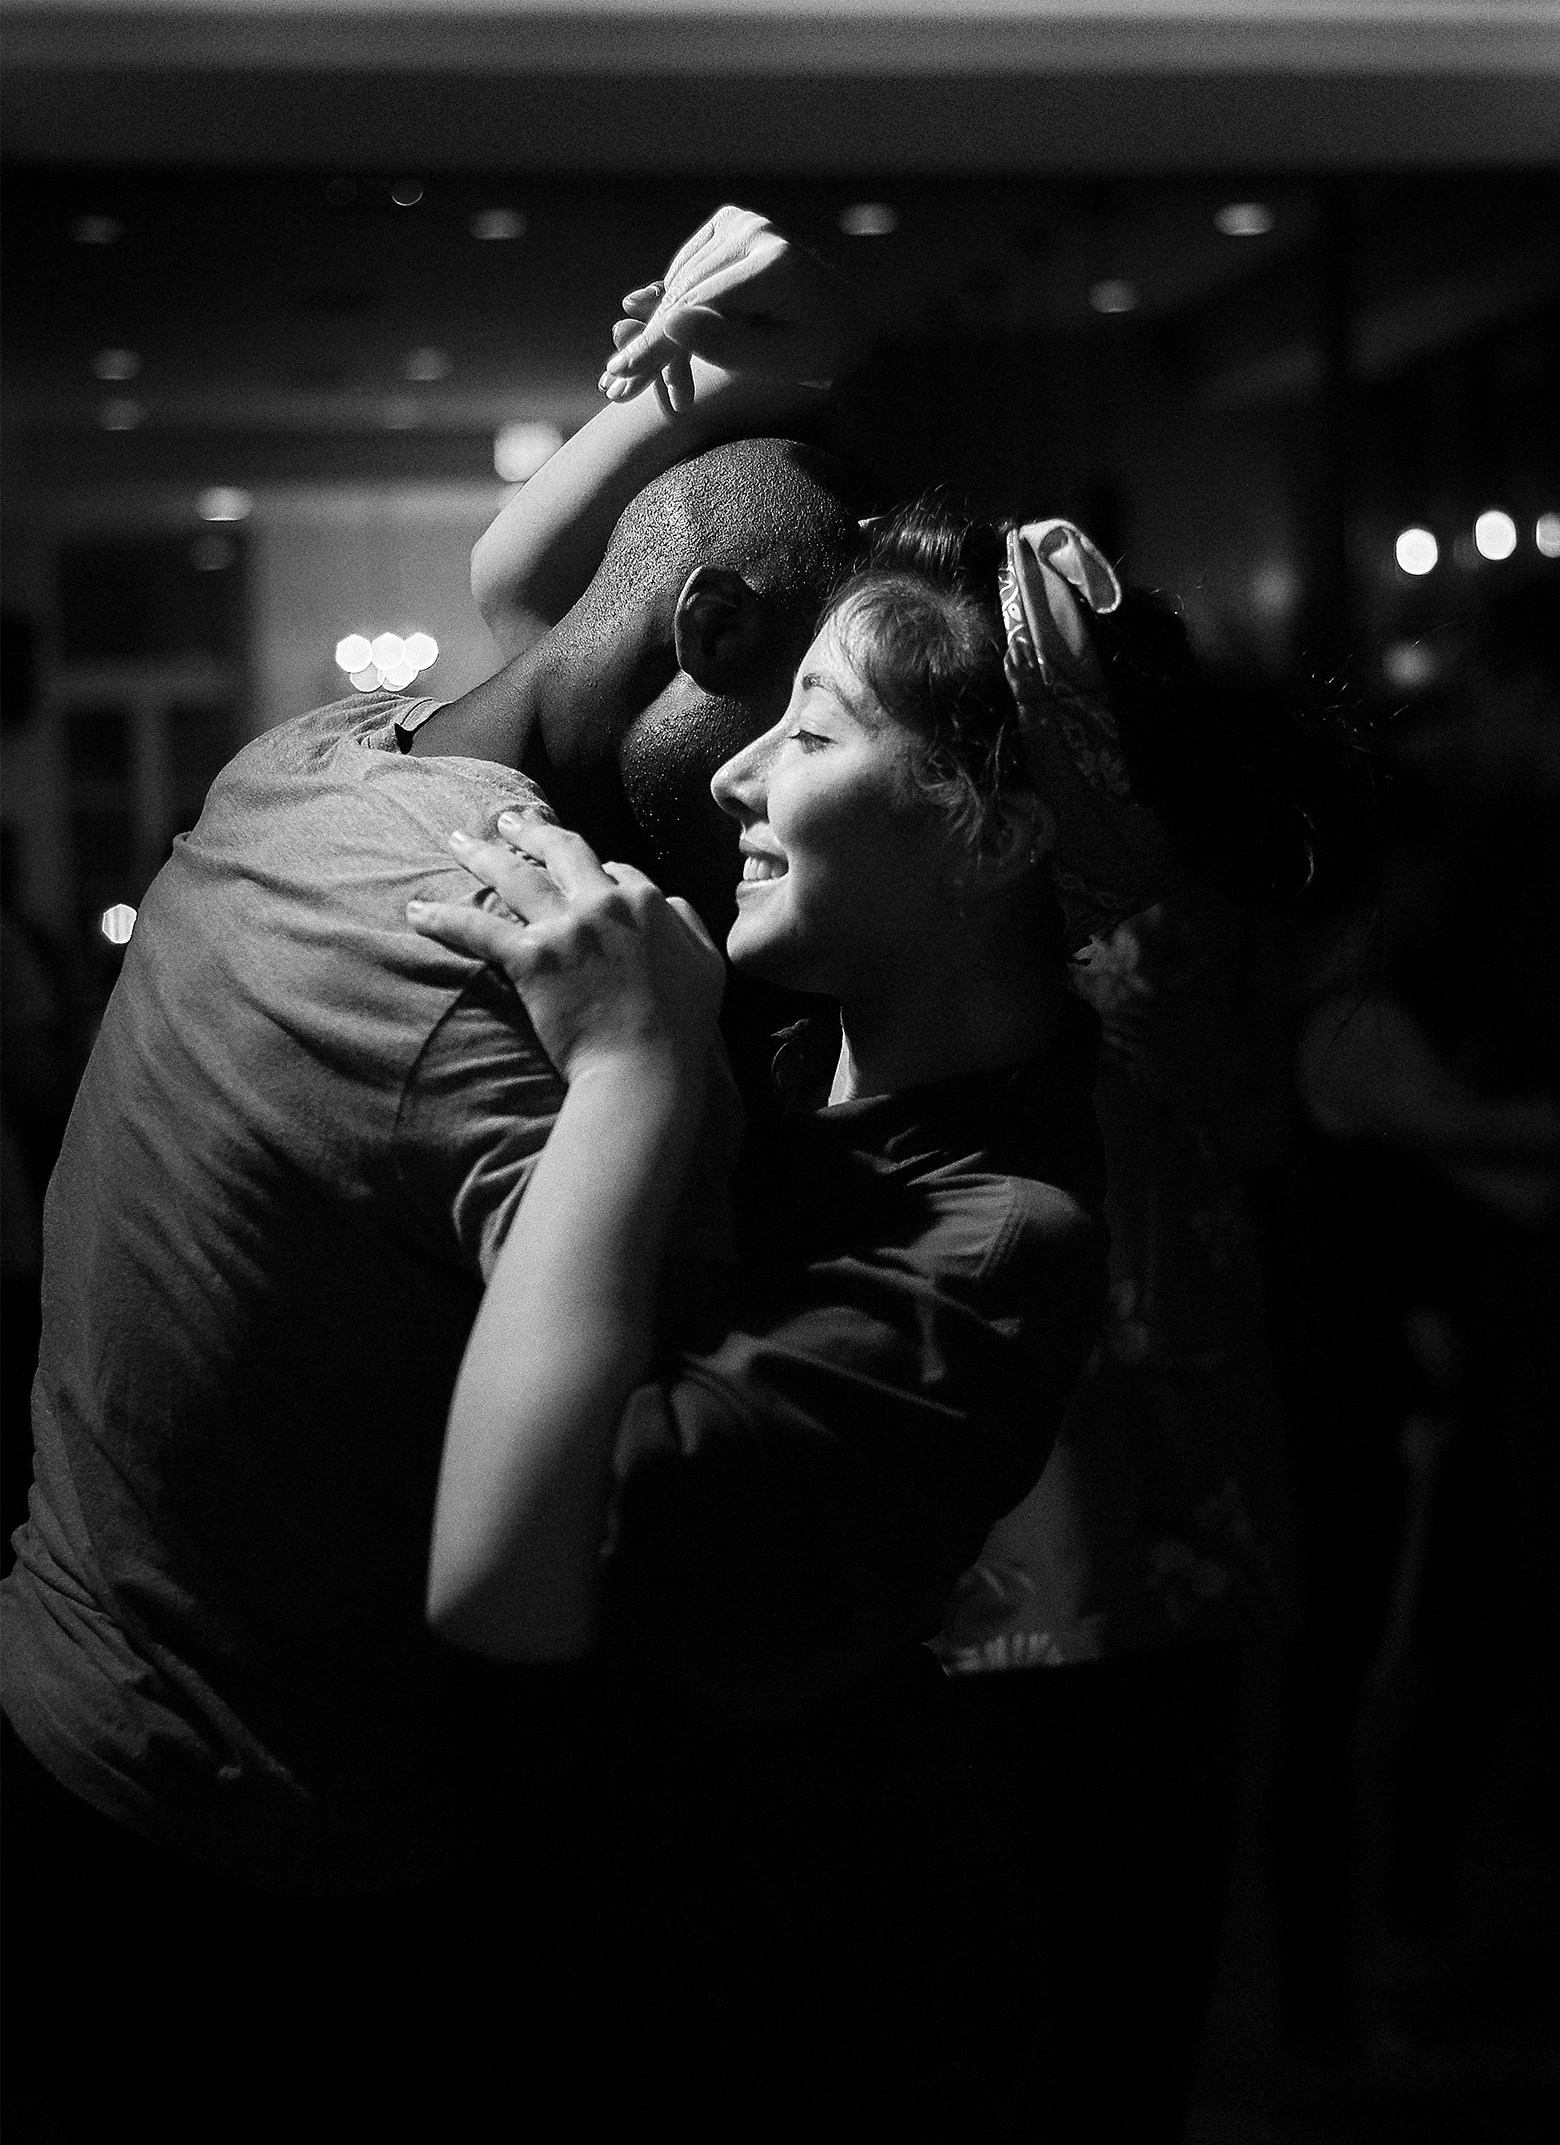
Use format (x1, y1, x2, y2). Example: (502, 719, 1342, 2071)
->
(336, 634, 374, 673)
(380, 659, 418, 690)
(100, 903, 136, 945)
(1394, 526, 1438, 576)
(1474, 508, 1518, 561)
(1089, 278, 1139, 315)
(404, 347, 451, 382)
(390, 180, 424, 208)
(349, 666, 381, 692)
(93, 348, 141, 381)
(190, 533, 235, 572)
(198, 486, 252, 523)
(838, 202, 898, 238)
(71, 214, 122, 245)
(1383, 641, 1439, 692)
(381, 397, 421, 430)
(1250, 562, 1299, 618)
(471, 207, 527, 242)
(100, 398, 144, 431)
(325, 178, 357, 207)
(370, 632, 406, 671)
(1536, 511, 1560, 558)
(1214, 201, 1275, 238)
(494, 420, 564, 484)
(403, 632, 439, 671)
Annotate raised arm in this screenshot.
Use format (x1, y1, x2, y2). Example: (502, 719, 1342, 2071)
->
(472, 206, 863, 661)
(406, 818, 726, 1660)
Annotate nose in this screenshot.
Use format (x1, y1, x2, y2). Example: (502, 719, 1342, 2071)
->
(710, 723, 776, 823)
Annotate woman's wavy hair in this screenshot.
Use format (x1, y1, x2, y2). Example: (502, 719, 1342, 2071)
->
(824, 495, 1376, 917)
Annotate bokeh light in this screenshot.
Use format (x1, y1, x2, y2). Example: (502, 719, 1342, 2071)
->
(100, 904, 137, 946)
(100, 398, 144, 431)
(471, 207, 526, 242)
(1394, 526, 1438, 576)
(1536, 512, 1560, 559)
(403, 347, 452, 382)
(71, 214, 122, 245)
(93, 348, 141, 381)
(336, 635, 374, 673)
(1473, 508, 1517, 561)
(838, 203, 898, 238)
(1089, 279, 1139, 315)
(198, 486, 252, 522)
(390, 180, 424, 208)
(403, 632, 439, 671)
(1214, 201, 1275, 238)
(494, 420, 564, 483)
(370, 632, 406, 671)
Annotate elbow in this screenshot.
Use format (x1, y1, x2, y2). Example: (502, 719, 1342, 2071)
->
(425, 1563, 596, 1666)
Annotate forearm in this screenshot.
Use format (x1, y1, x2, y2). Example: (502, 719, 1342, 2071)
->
(428, 1048, 705, 1661)
(1299, 992, 1560, 1162)
(471, 363, 829, 658)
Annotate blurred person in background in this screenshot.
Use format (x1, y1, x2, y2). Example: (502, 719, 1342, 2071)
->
(1279, 580, 1560, 2086)
(935, 672, 1376, 2141)
(1, 212, 864, 2144)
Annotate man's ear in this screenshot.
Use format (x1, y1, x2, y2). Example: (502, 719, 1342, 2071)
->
(673, 567, 770, 691)
(953, 789, 1057, 899)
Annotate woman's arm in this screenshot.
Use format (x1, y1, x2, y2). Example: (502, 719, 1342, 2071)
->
(471, 206, 863, 660)
(407, 818, 725, 1660)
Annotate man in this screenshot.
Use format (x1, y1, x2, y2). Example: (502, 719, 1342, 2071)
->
(1, 213, 863, 2140)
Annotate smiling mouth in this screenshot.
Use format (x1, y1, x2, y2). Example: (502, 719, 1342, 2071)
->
(740, 855, 787, 883)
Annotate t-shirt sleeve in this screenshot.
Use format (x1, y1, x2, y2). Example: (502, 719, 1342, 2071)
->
(394, 966, 567, 1282)
(597, 1177, 1107, 1716)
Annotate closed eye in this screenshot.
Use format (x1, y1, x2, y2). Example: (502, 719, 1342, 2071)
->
(787, 728, 830, 752)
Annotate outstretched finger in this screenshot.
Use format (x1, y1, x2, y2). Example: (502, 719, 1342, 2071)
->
(499, 816, 616, 897)
(445, 828, 564, 921)
(406, 896, 540, 979)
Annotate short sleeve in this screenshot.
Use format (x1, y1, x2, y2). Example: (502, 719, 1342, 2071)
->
(598, 1177, 1107, 1716)
(395, 966, 566, 1282)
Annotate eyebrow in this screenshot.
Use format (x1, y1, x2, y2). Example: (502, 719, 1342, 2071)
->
(797, 669, 883, 731)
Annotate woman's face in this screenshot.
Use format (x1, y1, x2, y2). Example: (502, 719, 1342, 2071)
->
(709, 606, 957, 997)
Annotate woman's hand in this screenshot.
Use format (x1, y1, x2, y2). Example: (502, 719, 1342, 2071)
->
(407, 815, 724, 1084)
(600, 205, 865, 414)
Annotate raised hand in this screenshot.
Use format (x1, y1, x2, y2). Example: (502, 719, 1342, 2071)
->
(407, 815, 724, 1084)
(599, 205, 862, 413)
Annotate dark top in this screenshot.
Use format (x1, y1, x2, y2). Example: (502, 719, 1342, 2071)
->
(601, 1004, 1109, 1717)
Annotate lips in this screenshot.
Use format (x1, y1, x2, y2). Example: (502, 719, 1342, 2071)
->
(738, 842, 787, 885)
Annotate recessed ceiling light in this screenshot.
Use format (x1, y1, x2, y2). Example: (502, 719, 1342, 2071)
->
(71, 214, 122, 246)
(99, 398, 144, 431)
(1394, 526, 1438, 576)
(838, 203, 898, 239)
(471, 208, 527, 242)
(198, 487, 253, 523)
(1214, 201, 1275, 239)
(390, 180, 424, 209)
(93, 349, 141, 381)
(1473, 508, 1517, 561)
(1536, 512, 1560, 559)
(403, 347, 452, 382)
(1088, 278, 1139, 315)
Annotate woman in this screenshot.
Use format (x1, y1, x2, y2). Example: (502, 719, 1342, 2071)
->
(408, 219, 1334, 2130)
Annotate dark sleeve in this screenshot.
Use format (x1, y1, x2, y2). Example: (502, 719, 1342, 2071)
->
(597, 1175, 1107, 1715)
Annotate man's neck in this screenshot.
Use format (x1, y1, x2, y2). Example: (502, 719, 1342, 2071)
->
(407, 660, 543, 769)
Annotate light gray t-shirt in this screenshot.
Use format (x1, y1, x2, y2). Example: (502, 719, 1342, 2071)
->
(2, 693, 579, 1892)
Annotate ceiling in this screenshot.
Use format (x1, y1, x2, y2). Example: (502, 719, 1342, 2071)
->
(3, 4, 1557, 497)
(5, 1, 1558, 174)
